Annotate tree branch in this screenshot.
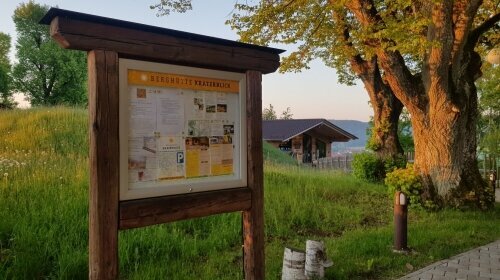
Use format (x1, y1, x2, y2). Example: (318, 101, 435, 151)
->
(450, 0, 482, 86)
(424, 0, 454, 92)
(468, 12, 500, 48)
(332, 8, 404, 126)
(345, 0, 424, 114)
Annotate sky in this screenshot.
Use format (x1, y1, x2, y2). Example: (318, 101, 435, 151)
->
(0, 0, 372, 121)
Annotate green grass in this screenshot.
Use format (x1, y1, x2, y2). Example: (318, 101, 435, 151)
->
(0, 107, 499, 279)
(263, 141, 298, 166)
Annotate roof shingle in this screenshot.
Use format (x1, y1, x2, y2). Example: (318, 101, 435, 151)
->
(262, 119, 357, 142)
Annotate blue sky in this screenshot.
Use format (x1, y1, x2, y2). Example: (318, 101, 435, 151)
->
(0, 0, 371, 121)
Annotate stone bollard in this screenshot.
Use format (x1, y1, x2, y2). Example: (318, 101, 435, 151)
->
(305, 240, 333, 279)
(282, 247, 307, 280)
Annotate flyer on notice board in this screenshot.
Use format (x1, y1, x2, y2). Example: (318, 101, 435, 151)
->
(126, 69, 239, 189)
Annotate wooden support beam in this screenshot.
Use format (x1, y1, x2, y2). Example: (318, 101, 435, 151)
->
(119, 188, 252, 230)
(88, 50, 120, 280)
(243, 70, 265, 280)
(48, 16, 281, 74)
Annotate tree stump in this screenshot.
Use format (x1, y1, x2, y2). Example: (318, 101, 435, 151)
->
(305, 240, 333, 279)
(282, 247, 307, 280)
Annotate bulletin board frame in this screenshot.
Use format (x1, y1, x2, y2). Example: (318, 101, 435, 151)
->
(118, 59, 248, 201)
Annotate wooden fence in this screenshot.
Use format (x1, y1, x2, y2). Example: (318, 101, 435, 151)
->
(316, 155, 353, 171)
(316, 151, 415, 172)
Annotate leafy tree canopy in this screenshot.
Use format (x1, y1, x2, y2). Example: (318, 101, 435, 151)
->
(226, 1, 498, 79)
(0, 32, 16, 109)
(262, 104, 294, 120)
(153, 1, 498, 82)
(0, 33, 10, 68)
(281, 107, 293, 120)
(262, 104, 277, 120)
(12, 1, 87, 107)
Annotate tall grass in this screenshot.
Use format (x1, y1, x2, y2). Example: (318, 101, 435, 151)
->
(1, 107, 499, 279)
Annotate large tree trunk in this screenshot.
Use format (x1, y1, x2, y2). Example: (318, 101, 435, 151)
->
(351, 56, 404, 159)
(369, 86, 403, 158)
(408, 52, 491, 208)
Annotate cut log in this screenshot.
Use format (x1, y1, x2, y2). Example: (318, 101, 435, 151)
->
(305, 240, 333, 279)
(282, 247, 307, 280)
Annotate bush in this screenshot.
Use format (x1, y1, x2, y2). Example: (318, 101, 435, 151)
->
(352, 152, 407, 183)
(383, 154, 407, 173)
(384, 165, 423, 207)
(352, 152, 385, 182)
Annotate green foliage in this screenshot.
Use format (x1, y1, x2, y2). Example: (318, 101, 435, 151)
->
(1, 108, 500, 279)
(366, 109, 414, 153)
(0, 65, 15, 109)
(262, 103, 277, 120)
(477, 64, 499, 157)
(222, 1, 437, 78)
(12, 1, 87, 107)
(366, 120, 380, 151)
(383, 154, 407, 173)
(280, 107, 293, 120)
(0, 33, 10, 68)
(262, 103, 294, 120)
(150, 0, 192, 16)
(352, 152, 406, 183)
(0, 32, 15, 109)
(352, 152, 385, 182)
(398, 109, 414, 152)
(385, 165, 423, 208)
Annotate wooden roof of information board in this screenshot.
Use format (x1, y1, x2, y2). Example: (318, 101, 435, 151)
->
(40, 8, 284, 74)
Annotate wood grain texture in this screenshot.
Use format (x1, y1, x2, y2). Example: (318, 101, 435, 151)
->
(243, 70, 265, 280)
(119, 188, 252, 229)
(50, 16, 280, 74)
(88, 50, 120, 280)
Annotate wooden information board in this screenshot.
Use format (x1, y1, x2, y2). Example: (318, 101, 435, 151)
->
(41, 8, 283, 280)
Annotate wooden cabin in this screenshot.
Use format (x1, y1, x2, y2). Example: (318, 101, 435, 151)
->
(263, 119, 358, 164)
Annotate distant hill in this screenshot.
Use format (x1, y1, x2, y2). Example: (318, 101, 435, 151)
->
(329, 119, 369, 152)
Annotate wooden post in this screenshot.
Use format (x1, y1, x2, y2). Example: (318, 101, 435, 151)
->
(88, 50, 120, 279)
(243, 70, 265, 280)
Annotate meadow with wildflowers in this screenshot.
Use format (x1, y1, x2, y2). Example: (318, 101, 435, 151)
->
(0, 107, 499, 279)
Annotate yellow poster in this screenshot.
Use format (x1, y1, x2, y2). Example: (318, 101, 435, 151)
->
(185, 137, 210, 178)
(209, 136, 233, 176)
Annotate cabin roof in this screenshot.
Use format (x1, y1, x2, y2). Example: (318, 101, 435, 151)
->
(262, 119, 358, 143)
